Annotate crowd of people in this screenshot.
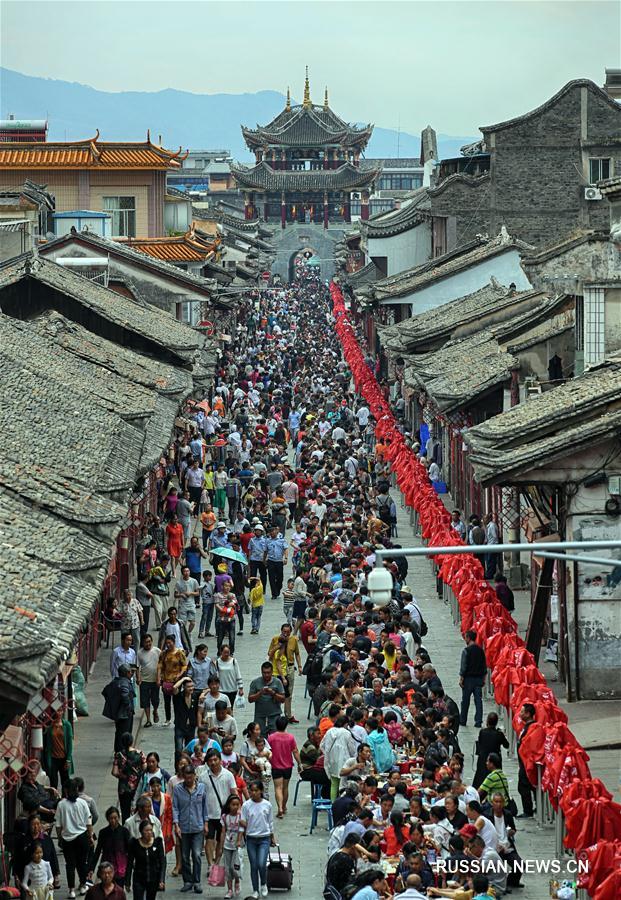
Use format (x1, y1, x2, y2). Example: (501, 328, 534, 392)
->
(12, 272, 530, 900)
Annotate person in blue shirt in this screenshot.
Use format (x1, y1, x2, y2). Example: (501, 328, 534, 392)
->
(248, 525, 268, 588)
(172, 766, 209, 891)
(209, 524, 231, 551)
(350, 869, 389, 900)
(265, 525, 288, 600)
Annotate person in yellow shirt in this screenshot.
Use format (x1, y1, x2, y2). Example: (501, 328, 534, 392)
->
(249, 576, 264, 634)
(203, 468, 215, 506)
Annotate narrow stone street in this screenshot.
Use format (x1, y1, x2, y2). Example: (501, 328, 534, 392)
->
(72, 497, 558, 898)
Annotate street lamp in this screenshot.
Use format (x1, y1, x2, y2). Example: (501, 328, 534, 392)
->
(367, 566, 393, 607)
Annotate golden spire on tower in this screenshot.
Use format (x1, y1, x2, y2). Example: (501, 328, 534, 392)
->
(303, 66, 311, 108)
(324, 87, 329, 110)
(286, 87, 291, 110)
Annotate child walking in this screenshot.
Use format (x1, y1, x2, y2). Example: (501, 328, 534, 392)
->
(220, 794, 242, 899)
(23, 844, 54, 900)
(249, 576, 264, 634)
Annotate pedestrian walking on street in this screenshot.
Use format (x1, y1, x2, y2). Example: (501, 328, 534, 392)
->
(240, 780, 276, 898)
(214, 582, 238, 653)
(265, 525, 287, 600)
(247, 525, 268, 588)
(459, 630, 487, 729)
(125, 819, 166, 900)
(112, 732, 146, 823)
(56, 778, 94, 899)
(102, 665, 136, 752)
(248, 662, 285, 737)
(172, 765, 209, 893)
(136, 634, 161, 728)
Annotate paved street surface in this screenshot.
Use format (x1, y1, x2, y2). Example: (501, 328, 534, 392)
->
(70, 501, 567, 899)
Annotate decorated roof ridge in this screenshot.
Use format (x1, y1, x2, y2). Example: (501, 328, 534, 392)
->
(231, 159, 380, 193)
(363, 193, 432, 238)
(480, 78, 621, 134)
(465, 362, 621, 458)
(0, 133, 187, 170)
(372, 229, 534, 301)
(520, 229, 610, 264)
(0, 129, 185, 157)
(39, 229, 233, 304)
(379, 281, 543, 350)
(428, 170, 490, 197)
(403, 329, 519, 414)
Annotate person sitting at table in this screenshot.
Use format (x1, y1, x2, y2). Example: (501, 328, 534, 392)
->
(443, 794, 468, 831)
(423, 806, 454, 856)
(395, 847, 434, 893)
(339, 743, 376, 790)
(342, 808, 375, 843)
(371, 792, 394, 829)
(383, 810, 411, 855)
(325, 833, 372, 897)
(408, 795, 430, 824)
(349, 869, 390, 900)
(390, 781, 411, 813)
(394, 873, 428, 900)
(299, 725, 331, 799)
(332, 785, 360, 827)
(428, 872, 496, 899)
(355, 830, 382, 874)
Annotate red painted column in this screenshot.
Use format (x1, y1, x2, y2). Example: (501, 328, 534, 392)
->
(263, 201, 269, 222)
(344, 200, 351, 223)
(360, 190, 370, 221)
(244, 194, 252, 220)
(323, 192, 329, 230)
(281, 193, 286, 229)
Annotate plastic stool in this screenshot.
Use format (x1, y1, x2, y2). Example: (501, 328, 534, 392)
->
(310, 798, 333, 833)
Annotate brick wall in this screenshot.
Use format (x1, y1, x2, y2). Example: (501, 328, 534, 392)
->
(431, 82, 621, 250)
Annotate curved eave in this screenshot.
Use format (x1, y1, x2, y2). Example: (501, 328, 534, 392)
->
(231, 163, 380, 193)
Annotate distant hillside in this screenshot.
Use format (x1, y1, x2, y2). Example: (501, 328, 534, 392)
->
(0, 68, 475, 162)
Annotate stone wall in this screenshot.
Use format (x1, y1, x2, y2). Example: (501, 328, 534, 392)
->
(431, 83, 621, 250)
(429, 176, 491, 246)
(267, 222, 347, 282)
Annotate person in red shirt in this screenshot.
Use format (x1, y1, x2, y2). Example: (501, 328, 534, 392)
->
(382, 811, 411, 855)
(299, 607, 318, 653)
(268, 715, 302, 818)
(239, 525, 254, 557)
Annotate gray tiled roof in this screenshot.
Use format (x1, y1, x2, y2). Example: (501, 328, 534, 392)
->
(464, 362, 621, 484)
(364, 190, 430, 238)
(40, 229, 234, 306)
(242, 103, 372, 150)
(0, 255, 207, 362)
(404, 330, 517, 413)
(0, 487, 110, 573)
(30, 311, 192, 397)
(231, 161, 379, 193)
(379, 281, 537, 352)
(0, 314, 160, 421)
(372, 232, 534, 301)
(346, 261, 381, 287)
(0, 356, 144, 495)
(0, 550, 103, 703)
(0, 458, 125, 527)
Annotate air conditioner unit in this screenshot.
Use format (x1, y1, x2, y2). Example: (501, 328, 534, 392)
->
(351, 192, 361, 201)
(584, 186, 603, 201)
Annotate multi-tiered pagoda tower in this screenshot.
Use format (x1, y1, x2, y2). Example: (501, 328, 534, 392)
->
(232, 69, 379, 228)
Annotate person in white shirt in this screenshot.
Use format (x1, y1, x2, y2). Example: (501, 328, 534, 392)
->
(22, 843, 54, 900)
(240, 781, 275, 898)
(356, 405, 370, 428)
(332, 425, 346, 443)
(196, 749, 237, 869)
(55, 779, 93, 898)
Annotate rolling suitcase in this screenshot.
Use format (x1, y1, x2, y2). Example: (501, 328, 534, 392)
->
(266, 844, 294, 890)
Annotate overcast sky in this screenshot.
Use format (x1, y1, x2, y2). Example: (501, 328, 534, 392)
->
(1, 0, 619, 135)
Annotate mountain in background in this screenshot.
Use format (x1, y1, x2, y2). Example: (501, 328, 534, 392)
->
(0, 68, 475, 161)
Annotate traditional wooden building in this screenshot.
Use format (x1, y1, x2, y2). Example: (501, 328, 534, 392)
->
(232, 70, 380, 227)
(0, 131, 186, 237)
